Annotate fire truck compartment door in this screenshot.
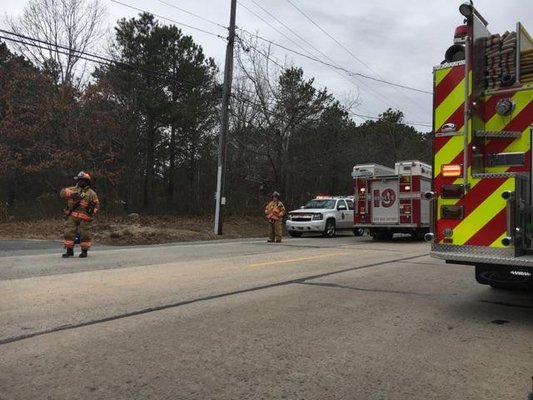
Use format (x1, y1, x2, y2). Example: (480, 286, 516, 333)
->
(371, 179, 399, 224)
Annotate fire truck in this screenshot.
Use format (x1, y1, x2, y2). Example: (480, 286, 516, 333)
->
(426, 2, 533, 287)
(353, 161, 432, 240)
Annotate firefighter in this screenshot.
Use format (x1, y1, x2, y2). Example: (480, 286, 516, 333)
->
(264, 191, 285, 243)
(60, 171, 100, 258)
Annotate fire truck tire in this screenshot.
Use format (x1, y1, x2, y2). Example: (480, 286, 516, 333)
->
(322, 219, 336, 238)
(289, 231, 302, 238)
(353, 228, 364, 236)
(372, 231, 393, 241)
(475, 264, 532, 289)
(412, 230, 427, 241)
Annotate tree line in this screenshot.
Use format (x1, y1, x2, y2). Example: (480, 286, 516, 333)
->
(0, 1, 432, 219)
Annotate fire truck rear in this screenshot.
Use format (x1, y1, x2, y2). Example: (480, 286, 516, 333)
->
(353, 161, 432, 240)
(426, 2, 533, 287)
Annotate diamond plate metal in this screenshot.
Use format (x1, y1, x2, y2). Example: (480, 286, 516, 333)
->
(431, 243, 533, 267)
(474, 130, 522, 138)
(472, 172, 527, 179)
(433, 60, 466, 71)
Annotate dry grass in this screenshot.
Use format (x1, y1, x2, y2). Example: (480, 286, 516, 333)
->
(0, 215, 267, 245)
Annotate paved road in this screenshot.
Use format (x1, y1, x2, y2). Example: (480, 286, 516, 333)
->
(0, 235, 532, 400)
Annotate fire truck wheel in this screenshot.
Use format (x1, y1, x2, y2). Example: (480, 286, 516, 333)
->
(353, 228, 364, 236)
(372, 231, 393, 241)
(476, 264, 532, 289)
(322, 219, 336, 238)
(412, 231, 427, 241)
(289, 231, 302, 238)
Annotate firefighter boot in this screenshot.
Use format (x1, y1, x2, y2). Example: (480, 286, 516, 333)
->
(62, 248, 74, 258)
(79, 249, 88, 258)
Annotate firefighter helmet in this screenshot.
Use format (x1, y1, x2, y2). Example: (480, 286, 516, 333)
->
(272, 191, 280, 198)
(74, 171, 92, 183)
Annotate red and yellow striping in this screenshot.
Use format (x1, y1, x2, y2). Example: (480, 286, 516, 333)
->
(433, 62, 533, 248)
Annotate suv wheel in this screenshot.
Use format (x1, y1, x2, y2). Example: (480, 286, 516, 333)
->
(322, 219, 336, 238)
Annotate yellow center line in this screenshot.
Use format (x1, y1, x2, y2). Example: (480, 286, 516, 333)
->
(248, 252, 350, 268)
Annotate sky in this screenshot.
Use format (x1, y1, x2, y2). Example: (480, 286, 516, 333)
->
(1, 0, 532, 130)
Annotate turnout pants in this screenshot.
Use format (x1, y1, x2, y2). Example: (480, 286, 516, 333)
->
(268, 220, 283, 242)
(64, 217, 93, 250)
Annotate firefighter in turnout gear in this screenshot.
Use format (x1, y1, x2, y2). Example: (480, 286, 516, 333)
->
(60, 171, 100, 258)
(264, 191, 285, 243)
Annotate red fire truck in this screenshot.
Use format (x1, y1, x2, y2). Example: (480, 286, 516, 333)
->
(426, 2, 533, 288)
(353, 161, 432, 240)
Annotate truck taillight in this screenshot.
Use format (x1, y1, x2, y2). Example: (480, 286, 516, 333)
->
(442, 164, 463, 178)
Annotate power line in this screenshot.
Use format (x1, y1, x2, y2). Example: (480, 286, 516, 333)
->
(154, 0, 227, 30)
(236, 34, 377, 116)
(247, 0, 328, 62)
(240, 0, 384, 103)
(237, 28, 431, 95)
(0, 33, 431, 129)
(237, 1, 367, 105)
(285, 0, 376, 77)
(239, 0, 389, 116)
(108, 0, 226, 39)
(284, 0, 430, 116)
(0, 29, 217, 90)
(347, 110, 432, 128)
(236, 29, 378, 119)
(238, 26, 431, 119)
(233, 93, 431, 131)
(237, 1, 313, 58)
(236, 2, 429, 125)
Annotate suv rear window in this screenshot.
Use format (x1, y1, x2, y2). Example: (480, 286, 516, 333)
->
(303, 199, 336, 209)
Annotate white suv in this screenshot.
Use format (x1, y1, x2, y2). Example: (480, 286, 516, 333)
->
(286, 196, 362, 238)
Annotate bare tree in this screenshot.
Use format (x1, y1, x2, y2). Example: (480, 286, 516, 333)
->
(7, 0, 106, 84)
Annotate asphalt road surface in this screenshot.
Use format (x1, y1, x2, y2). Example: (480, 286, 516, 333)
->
(0, 235, 532, 400)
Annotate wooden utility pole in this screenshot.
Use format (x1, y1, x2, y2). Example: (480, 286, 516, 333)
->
(214, 0, 237, 235)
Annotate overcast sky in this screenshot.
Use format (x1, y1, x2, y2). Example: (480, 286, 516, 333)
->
(1, 0, 532, 130)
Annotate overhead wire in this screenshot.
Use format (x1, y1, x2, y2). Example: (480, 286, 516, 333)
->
(284, 0, 430, 118)
(0, 32, 430, 129)
(237, 26, 424, 120)
(236, 1, 400, 119)
(110, 0, 431, 125)
(237, 0, 370, 106)
(154, 0, 227, 30)
(0, 29, 218, 90)
(238, 26, 433, 125)
(240, 0, 396, 109)
(237, 1, 314, 58)
(235, 32, 378, 118)
(347, 110, 432, 129)
(236, 1, 430, 96)
(233, 93, 431, 130)
(240, 28, 432, 95)
(108, 0, 226, 39)
(285, 0, 378, 78)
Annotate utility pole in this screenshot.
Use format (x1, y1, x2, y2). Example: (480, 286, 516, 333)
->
(214, 0, 237, 235)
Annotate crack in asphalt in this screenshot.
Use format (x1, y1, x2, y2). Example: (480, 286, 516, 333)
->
(297, 281, 442, 297)
(0, 253, 427, 346)
(480, 300, 533, 309)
